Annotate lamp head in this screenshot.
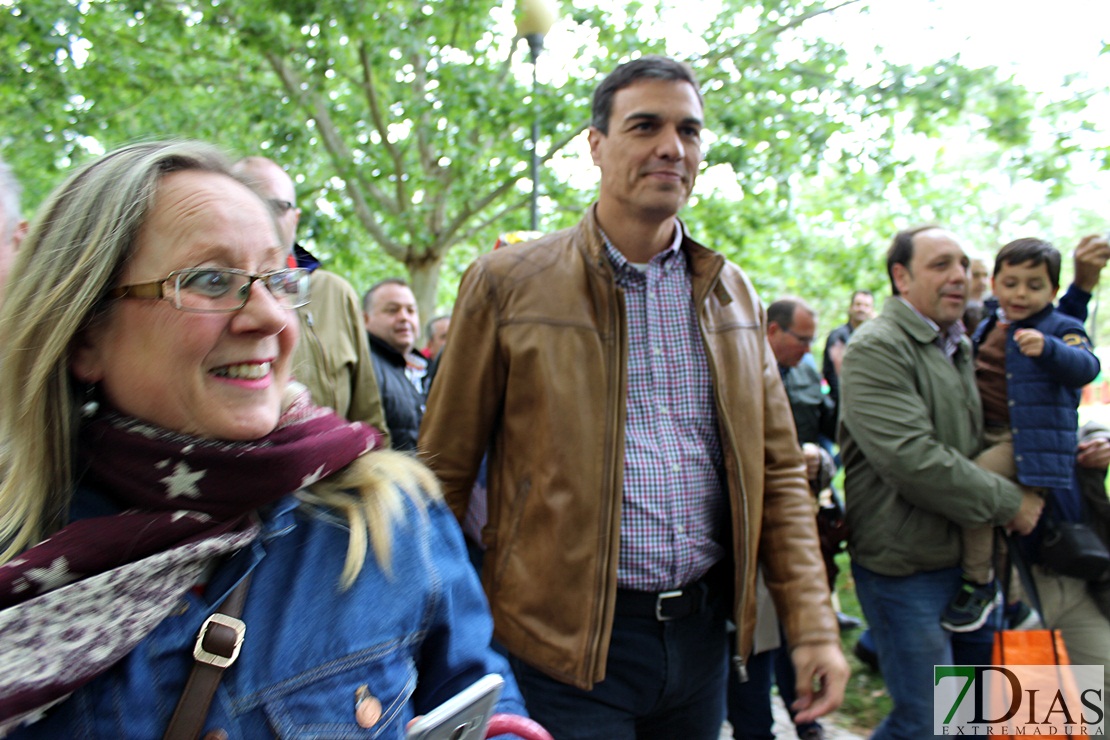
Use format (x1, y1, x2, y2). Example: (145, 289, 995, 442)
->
(517, 0, 558, 39)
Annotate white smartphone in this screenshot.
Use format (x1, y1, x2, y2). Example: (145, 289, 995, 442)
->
(405, 673, 505, 740)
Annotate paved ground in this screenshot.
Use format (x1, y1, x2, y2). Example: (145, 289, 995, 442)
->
(719, 694, 868, 739)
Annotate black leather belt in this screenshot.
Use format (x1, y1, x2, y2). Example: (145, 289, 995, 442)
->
(615, 579, 710, 622)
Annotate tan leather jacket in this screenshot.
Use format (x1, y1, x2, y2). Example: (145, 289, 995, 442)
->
(419, 209, 837, 689)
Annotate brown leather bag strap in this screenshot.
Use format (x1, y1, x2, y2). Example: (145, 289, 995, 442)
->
(163, 575, 252, 740)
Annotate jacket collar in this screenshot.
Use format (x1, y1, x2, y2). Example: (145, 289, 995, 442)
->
(1011, 302, 1055, 329)
(578, 205, 725, 304)
(973, 302, 1055, 344)
(292, 243, 322, 273)
(883, 296, 967, 349)
(367, 332, 408, 367)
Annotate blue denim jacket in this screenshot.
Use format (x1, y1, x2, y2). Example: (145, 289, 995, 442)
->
(14, 489, 525, 739)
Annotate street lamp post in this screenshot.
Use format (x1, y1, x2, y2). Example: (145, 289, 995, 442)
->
(516, 0, 557, 232)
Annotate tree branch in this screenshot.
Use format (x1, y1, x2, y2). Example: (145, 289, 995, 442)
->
(357, 41, 407, 210)
(456, 195, 531, 246)
(263, 50, 403, 257)
(703, 0, 865, 67)
(773, 0, 864, 35)
(438, 174, 523, 248)
(542, 124, 589, 163)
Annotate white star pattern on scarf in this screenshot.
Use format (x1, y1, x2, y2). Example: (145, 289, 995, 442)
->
(300, 464, 327, 488)
(160, 460, 205, 499)
(24, 557, 80, 593)
(171, 510, 211, 523)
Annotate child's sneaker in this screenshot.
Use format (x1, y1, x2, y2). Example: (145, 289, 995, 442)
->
(1004, 601, 1042, 630)
(941, 579, 1001, 632)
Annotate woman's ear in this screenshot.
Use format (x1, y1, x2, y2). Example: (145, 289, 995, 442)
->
(70, 329, 104, 383)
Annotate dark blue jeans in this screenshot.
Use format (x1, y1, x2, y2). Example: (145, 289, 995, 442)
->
(510, 608, 728, 740)
(852, 563, 997, 740)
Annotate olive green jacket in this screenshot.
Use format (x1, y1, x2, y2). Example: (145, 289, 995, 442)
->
(839, 297, 1023, 577)
(293, 269, 388, 441)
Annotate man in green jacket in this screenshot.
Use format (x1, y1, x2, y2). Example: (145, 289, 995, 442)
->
(839, 225, 1044, 740)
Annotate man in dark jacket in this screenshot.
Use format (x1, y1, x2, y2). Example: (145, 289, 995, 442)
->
(363, 278, 427, 451)
(768, 298, 837, 452)
(821, 290, 873, 404)
(728, 295, 841, 740)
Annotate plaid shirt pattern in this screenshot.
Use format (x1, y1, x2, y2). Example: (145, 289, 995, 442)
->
(603, 227, 726, 591)
(896, 297, 966, 362)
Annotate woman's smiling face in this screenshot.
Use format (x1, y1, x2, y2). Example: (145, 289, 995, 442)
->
(72, 170, 298, 440)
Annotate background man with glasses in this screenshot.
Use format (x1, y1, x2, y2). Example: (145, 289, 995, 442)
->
(731, 297, 837, 740)
(232, 156, 387, 440)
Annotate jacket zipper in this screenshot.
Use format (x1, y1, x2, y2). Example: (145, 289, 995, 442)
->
(695, 257, 749, 682)
(298, 307, 333, 404)
(589, 255, 626, 684)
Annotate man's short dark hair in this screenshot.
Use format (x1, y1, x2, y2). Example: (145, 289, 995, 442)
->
(590, 56, 703, 134)
(363, 277, 410, 313)
(887, 225, 941, 296)
(850, 289, 873, 305)
(767, 297, 814, 331)
(425, 314, 450, 338)
(994, 237, 1062, 289)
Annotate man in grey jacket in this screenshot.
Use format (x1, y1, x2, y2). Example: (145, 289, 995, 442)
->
(838, 225, 1043, 740)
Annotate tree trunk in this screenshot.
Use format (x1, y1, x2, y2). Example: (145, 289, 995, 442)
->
(407, 254, 445, 345)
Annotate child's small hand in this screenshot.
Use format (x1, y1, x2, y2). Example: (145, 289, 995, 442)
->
(1013, 328, 1045, 357)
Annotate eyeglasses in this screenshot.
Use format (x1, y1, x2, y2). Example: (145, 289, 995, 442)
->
(785, 329, 815, 346)
(268, 199, 296, 214)
(106, 267, 311, 313)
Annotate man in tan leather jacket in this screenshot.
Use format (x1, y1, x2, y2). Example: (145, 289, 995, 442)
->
(420, 56, 847, 739)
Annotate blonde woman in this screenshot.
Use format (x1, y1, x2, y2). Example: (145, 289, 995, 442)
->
(0, 141, 523, 737)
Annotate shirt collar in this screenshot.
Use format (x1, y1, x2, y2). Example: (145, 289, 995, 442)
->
(599, 219, 683, 274)
(895, 297, 965, 358)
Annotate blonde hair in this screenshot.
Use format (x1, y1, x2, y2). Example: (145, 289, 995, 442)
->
(303, 449, 442, 588)
(0, 141, 428, 586)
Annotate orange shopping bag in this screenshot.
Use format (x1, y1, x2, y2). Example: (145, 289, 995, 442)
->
(990, 624, 1090, 738)
(989, 530, 1098, 739)
(992, 627, 1070, 665)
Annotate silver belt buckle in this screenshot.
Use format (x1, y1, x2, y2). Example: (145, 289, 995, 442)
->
(655, 589, 683, 621)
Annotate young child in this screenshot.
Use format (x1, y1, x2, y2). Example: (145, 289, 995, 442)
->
(941, 237, 1101, 632)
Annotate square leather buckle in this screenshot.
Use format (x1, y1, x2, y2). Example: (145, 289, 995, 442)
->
(193, 613, 246, 668)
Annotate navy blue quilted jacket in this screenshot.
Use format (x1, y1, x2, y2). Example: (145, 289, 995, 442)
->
(972, 304, 1100, 489)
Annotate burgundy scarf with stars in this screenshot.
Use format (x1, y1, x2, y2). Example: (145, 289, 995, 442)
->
(0, 389, 382, 726)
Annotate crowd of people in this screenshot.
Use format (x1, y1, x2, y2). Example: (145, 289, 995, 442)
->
(0, 54, 1108, 740)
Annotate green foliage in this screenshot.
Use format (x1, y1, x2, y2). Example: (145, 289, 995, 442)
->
(1, 0, 1106, 324)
